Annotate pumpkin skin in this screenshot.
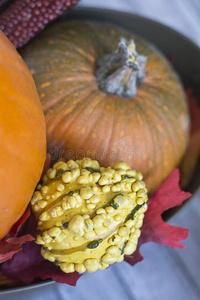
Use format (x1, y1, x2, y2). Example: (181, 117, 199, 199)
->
(31, 158, 148, 273)
(21, 21, 190, 195)
(0, 30, 46, 239)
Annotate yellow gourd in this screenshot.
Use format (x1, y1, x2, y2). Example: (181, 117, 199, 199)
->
(31, 158, 148, 273)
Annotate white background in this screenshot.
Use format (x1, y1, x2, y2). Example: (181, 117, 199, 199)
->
(3, 1, 200, 300)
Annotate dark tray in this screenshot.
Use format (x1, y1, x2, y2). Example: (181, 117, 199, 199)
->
(0, 6, 200, 298)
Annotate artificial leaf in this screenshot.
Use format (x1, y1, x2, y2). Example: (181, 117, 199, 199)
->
(1, 214, 81, 286)
(8, 206, 31, 237)
(125, 169, 191, 266)
(2, 241, 81, 286)
(0, 207, 34, 264)
(2, 169, 190, 285)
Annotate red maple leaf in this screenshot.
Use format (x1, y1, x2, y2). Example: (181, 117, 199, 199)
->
(125, 169, 191, 265)
(0, 207, 34, 264)
(1, 169, 191, 286)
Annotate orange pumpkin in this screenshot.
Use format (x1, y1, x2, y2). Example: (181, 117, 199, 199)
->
(21, 20, 190, 195)
(0, 31, 46, 239)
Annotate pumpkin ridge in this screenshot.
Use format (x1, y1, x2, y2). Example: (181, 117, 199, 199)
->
(129, 95, 153, 169)
(143, 86, 185, 147)
(45, 84, 96, 135)
(71, 95, 106, 151)
(50, 89, 99, 149)
(43, 83, 92, 112)
(27, 47, 92, 62)
(58, 21, 108, 59)
(137, 91, 179, 174)
(52, 73, 94, 83)
(49, 86, 95, 135)
(45, 28, 95, 63)
(104, 96, 120, 157)
(132, 93, 164, 183)
(58, 89, 101, 131)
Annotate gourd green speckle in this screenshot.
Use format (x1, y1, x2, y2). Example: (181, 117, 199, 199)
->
(31, 158, 148, 273)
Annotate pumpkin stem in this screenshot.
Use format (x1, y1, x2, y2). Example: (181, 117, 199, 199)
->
(95, 39, 147, 98)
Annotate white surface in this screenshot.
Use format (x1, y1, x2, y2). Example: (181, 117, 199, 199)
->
(3, 1, 200, 299)
(78, 0, 200, 46)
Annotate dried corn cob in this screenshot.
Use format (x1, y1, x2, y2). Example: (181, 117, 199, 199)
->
(0, 0, 79, 48)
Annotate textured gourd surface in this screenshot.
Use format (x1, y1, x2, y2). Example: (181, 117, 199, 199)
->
(31, 158, 148, 273)
(0, 30, 46, 239)
(21, 20, 190, 195)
